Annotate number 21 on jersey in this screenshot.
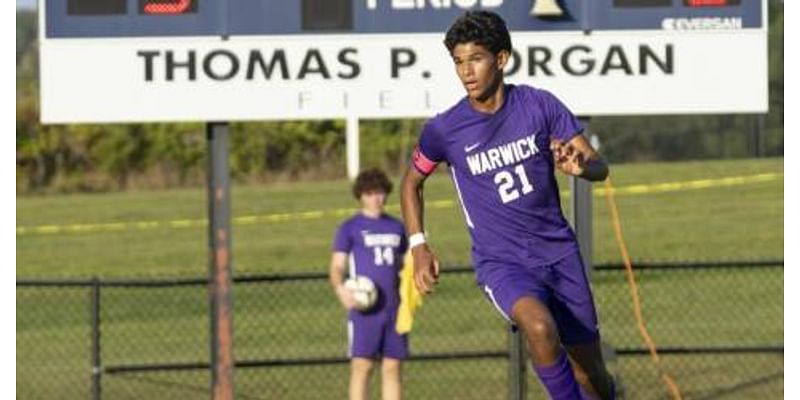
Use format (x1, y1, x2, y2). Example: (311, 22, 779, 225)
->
(494, 164, 534, 203)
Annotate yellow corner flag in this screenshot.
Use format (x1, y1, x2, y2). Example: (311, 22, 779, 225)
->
(396, 251, 423, 334)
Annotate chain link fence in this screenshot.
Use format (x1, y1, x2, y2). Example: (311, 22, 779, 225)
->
(17, 261, 782, 399)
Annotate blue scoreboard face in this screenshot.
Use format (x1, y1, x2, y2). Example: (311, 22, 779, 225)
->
(48, 0, 762, 38)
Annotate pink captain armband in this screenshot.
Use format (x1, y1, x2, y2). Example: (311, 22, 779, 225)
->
(412, 146, 438, 175)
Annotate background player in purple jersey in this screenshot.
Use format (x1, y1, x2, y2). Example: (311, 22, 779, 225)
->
(330, 168, 409, 400)
(400, 11, 615, 400)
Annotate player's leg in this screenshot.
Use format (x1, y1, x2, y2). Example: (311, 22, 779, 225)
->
(350, 357, 375, 400)
(381, 309, 409, 400)
(565, 340, 615, 400)
(549, 252, 615, 400)
(511, 296, 561, 364)
(511, 296, 582, 400)
(479, 263, 581, 399)
(380, 358, 402, 400)
(348, 317, 381, 400)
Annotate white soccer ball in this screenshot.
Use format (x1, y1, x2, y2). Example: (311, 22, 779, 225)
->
(344, 276, 378, 311)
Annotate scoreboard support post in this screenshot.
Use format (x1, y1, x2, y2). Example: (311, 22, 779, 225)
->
(347, 115, 360, 180)
(206, 122, 236, 400)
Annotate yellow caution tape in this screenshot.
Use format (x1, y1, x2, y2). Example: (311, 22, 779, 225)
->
(16, 172, 780, 236)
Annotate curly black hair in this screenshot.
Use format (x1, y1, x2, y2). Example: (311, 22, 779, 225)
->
(352, 168, 393, 199)
(444, 10, 512, 55)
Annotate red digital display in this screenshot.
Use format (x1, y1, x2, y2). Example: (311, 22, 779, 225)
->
(684, 0, 741, 6)
(141, 0, 195, 15)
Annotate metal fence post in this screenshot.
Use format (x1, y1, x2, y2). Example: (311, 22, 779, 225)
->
(509, 327, 526, 400)
(90, 277, 102, 400)
(570, 118, 593, 276)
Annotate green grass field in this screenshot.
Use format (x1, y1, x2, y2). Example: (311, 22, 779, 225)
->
(17, 158, 783, 399)
(17, 158, 783, 278)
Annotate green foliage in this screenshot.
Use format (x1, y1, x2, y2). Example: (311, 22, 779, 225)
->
(229, 120, 347, 181)
(593, 114, 779, 163)
(360, 119, 424, 175)
(145, 123, 206, 186)
(16, 10, 37, 80)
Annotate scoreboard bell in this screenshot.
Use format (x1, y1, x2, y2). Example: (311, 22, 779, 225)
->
(530, 0, 565, 17)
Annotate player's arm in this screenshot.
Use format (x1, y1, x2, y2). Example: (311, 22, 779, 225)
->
(550, 134, 609, 182)
(329, 251, 356, 309)
(400, 165, 440, 294)
(401, 166, 427, 238)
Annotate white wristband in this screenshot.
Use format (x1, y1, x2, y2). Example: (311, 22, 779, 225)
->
(408, 232, 427, 249)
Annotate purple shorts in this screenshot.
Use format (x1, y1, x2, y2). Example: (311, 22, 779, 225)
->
(476, 251, 600, 345)
(348, 308, 409, 360)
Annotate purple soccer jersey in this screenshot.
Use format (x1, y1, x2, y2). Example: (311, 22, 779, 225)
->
(413, 84, 583, 270)
(412, 84, 600, 343)
(333, 213, 408, 310)
(333, 213, 410, 359)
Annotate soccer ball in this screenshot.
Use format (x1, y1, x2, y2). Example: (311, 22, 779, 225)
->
(344, 276, 378, 311)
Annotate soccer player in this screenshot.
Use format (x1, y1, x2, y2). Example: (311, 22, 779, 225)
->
(400, 10, 615, 400)
(329, 168, 409, 400)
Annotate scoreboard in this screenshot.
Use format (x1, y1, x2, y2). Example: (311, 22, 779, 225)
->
(39, 0, 767, 123)
(49, 0, 761, 36)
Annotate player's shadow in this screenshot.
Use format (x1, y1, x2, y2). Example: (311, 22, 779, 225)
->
(112, 374, 268, 400)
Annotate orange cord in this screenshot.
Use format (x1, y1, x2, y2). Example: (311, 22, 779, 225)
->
(603, 177, 683, 400)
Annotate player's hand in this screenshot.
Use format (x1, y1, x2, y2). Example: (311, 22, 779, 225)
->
(412, 244, 440, 294)
(335, 285, 358, 310)
(551, 139, 585, 176)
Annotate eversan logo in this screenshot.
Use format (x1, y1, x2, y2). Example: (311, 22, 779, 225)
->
(364, 0, 503, 10)
(662, 17, 742, 30)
